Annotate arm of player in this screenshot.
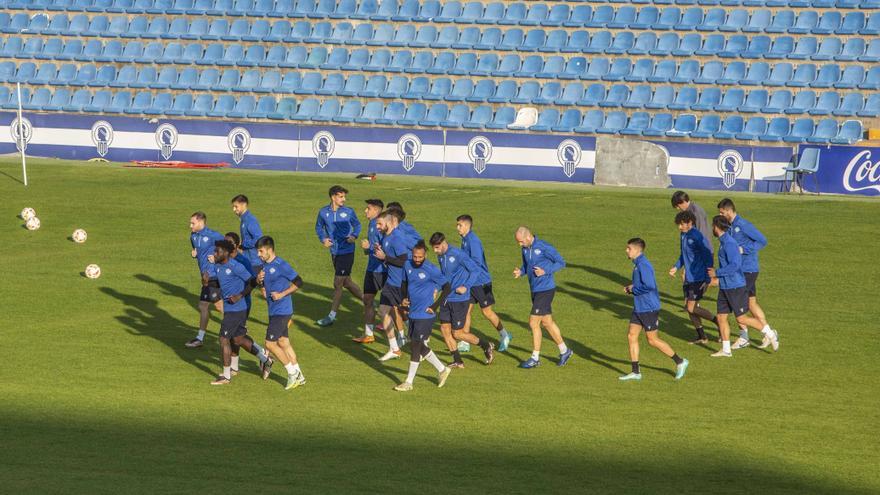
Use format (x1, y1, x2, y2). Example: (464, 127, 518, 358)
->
(384, 253, 408, 268)
(740, 220, 767, 254)
(631, 265, 656, 296)
(459, 254, 482, 291)
(349, 211, 362, 241)
(272, 276, 303, 300)
(713, 246, 743, 277)
(315, 212, 331, 245)
(244, 218, 263, 249)
(430, 282, 452, 314)
(543, 244, 566, 274)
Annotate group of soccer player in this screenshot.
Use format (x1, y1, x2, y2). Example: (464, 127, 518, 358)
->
(184, 186, 779, 391)
(187, 195, 306, 390)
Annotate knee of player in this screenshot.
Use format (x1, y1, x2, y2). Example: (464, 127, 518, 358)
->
(645, 333, 661, 345)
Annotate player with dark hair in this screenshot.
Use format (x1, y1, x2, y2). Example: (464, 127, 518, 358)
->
(256, 236, 306, 390)
(456, 214, 511, 352)
(353, 199, 386, 344)
(621, 238, 689, 381)
(224, 231, 257, 375)
(315, 185, 363, 327)
(429, 232, 495, 368)
(373, 210, 410, 361)
(386, 202, 422, 249)
(210, 240, 273, 385)
(707, 216, 777, 357)
(669, 211, 718, 344)
(231, 194, 263, 272)
(671, 191, 712, 247)
(513, 227, 573, 369)
(717, 198, 779, 351)
(393, 241, 453, 392)
(186, 212, 226, 349)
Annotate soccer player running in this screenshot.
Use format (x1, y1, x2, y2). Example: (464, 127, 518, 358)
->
(513, 227, 573, 369)
(223, 232, 257, 376)
(210, 240, 273, 385)
(186, 212, 226, 348)
(353, 199, 386, 344)
(429, 232, 495, 368)
(707, 216, 778, 358)
(668, 211, 718, 344)
(456, 214, 512, 352)
(393, 240, 453, 392)
(373, 210, 411, 361)
(671, 190, 712, 244)
(383, 203, 421, 346)
(256, 236, 306, 390)
(621, 238, 689, 381)
(315, 185, 364, 327)
(231, 194, 263, 272)
(717, 198, 779, 351)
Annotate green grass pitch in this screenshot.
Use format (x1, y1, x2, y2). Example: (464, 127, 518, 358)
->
(1, 158, 877, 494)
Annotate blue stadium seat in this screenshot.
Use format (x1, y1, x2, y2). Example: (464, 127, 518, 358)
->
(533, 81, 561, 104)
(11, 62, 36, 84)
(587, 6, 614, 28)
(463, 105, 494, 129)
(293, 72, 321, 94)
(129, 66, 157, 88)
(150, 66, 177, 89)
(713, 115, 744, 139)
(608, 6, 637, 29)
(629, 32, 657, 55)
(434, 1, 463, 23)
(22, 88, 49, 111)
(498, 28, 525, 51)
(860, 67, 880, 89)
(584, 31, 612, 54)
(480, 2, 506, 25)
(352, 100, 379, 123)
(582, 57, 609, 80)
(739, 89, 768, 112)
(660, 32, 688, 56)
(63, 88, 92, 111)
(42, 88, 72, 112)
(813, 11, 841, 34)
(642, 113, 674, 136)
(399, 76, 427, 98)
(785, 90, 816, 114)
(698, 8, 726, 30)
(409, 25, 437, 48)
(738, 62, 769, 86)
(778, 116, 810, 143)
(543, 4, 571, 27)
(550, 108, 581, 132)
(694, 61, 723, 84)
(556, 82, 585, 105)
(691, 114, 721, 138)
(219, 44, 244, 66)
(562, 31, 589, 53)
(807, 118, 838, 143)
(743, 9, 772, 32)
(43, 14, 70, 35)
(223, 94, 254, 118)
(762, 89, 792, 112)
(809, 91, 839, 115)
(180, 93, 210, 117)
(467, 79, 496, 102)
(832, 120, 863, 144)
(836, 38, 865, 62)
(123, 90, 152, 114)
(715, 88, 744, 111)
(484, 79, 514, 103)
(600, 84, 629, 107)
(723, 35, 753, 58)
(647, 60, 676, 82)
(421, 77, 450, 100)
(520, 29, 547, 52)
(188, 67, 216, 90)
(666, 86, 696, 110)
(573, 109, 604, 134)
(376, 101, 406, 125)
(810, 64, 838, 88)
(381, 75, 410, 98)
(485, 106, 515, 129)
(594, 111, 626, 134)
(397, 102, 427, 126)
(765, 36, 794, 59)
(858, 94, 880, 117)
(790, 11, 819, 34)
(117, 41, 144, 63)
(332, 99, 361, 123)
(766, 62, 793, 86)
(766, 10, 795, 33)
(143, 92, 173, 115)
(311, 98, 340, 121)
(624, 85, 652, 108)
(671, 60, 699, 83)
(787, 63, 816, 87)
(646, 85, 675, 109)
(813, 38, 841, 61)
(759, 117, 790, 142)
(58, 39, 83, 60)
(626, 58, 654, 82)
(419, 103, 448, 126)
(512, 55, 542, 77)
(288, 97, 318, 120)
(523, 3, 550, 26)
(19, 38, 44, 59)
(862, 12, 880, 35)
(667, 114, 697, 137)
(32, 62, 59, 85)
(529, 108, 560, 132)
(833, 93, 863, 116)
(694, 34, 725, 56)
(578, 83, 606, 107)
(458, 2, 486, 24)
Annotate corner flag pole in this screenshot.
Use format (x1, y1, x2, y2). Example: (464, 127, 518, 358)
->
(16, 82, 28, 186)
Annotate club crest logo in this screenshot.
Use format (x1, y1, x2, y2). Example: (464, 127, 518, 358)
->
(10, 117, 33, 153)
(418, 272, 426, 279)
(557, 139, 582, 178)
(227, 127, 251, 165)
(397, 134, 422, 172)
(449, 256, 455, 262)
(717, 150, 744, 189)
(269, 268, 276, 274)
(535, 249, 542, 255)
(225, 268, 232, 275)
(312, 131, 335, 168)
(202, 236, 209, 242)
(467, 136, 492, 174)
(91, 120, 113, 157)
(155, 123, 178, 160)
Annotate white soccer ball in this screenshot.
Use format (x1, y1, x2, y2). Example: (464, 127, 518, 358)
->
(72, 229, 88, 243)
(85, 264, 101, 279)
(21, 207, 36, 221)
(25, 216, 41, 231)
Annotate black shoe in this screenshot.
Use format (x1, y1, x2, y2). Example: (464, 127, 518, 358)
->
(261, 357, 274, 380)
(185, 338, 203, 348)
(484, 343, 495, 365)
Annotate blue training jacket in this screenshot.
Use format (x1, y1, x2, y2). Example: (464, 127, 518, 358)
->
(631, 254, 661, 313)
(715, 232, 747, 290)
(519, 236, 565, 293)
(191, 227, 225, 277)
(730, 215, 767, 274)
(315, 204, 361, 255)
(675, 227, 713, 283)
(239, 210, 263, 268)
(364, 218, 385, 273)
(460, 230, 492, 286)
(438, 245, 482, 303)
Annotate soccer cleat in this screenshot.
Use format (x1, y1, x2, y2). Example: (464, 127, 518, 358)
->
(557, 348, 574, 367)
(619, 372, 642, 381)
(457, 341, 471, 353)
(285, 371, 306, 390)
(731, 337, 751, 350)
(498, 332, 511, 352)
(688, 337, 708, 345)
(519, 357, 541, 369)
(230, 368, 239, 376)
(394, 382, 413, 392)
(261, 357, 274, 380)
(185, 338, 203, 348)
(352, 334, 375, 344)
(758, 330, 780, 351)
(315, 316, 335, 327)
(710, 350, 732, 357)
(448, 361, 465, 369)
(379, 350, 402, 362)
(483, 343, 495, 365)
(675, 359, 689, 380)
(210, 375, 230, 385)
(398, 333, 407, 347)
(438, 367, 452, 388)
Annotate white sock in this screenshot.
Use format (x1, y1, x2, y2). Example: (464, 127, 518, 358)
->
(531, 350, 540, 361)
(230, 355, 239, 370)
(405, 361, 419, 384)
(424, 351, 445, 373)
(739, 328, 749, 339)
(398, 331, 407, 341)
(499, 328, 510, 339)
(722, 340, 731, 353)
(389, 337, 399, 352)
(292, 363, 301, 374)
(761, 325, 772, 335)
(284, 363, 296, 374)
(558, 342, 569, 354)
(196, 330, 206, 341)
(222, 366, 231, 379)
(365, 324, 374, 336)
(328, 310, 337, 320)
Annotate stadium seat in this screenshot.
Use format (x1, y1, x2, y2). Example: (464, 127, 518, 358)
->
(667, 114, 697, 137)
(713, 115, 744, 139)
(690, 114, 721, 138)
(533, 82, 561, 104)
(486, 79, 516, 103)
(555, 82, 585, 106)
(41, 87, 72, 112)
(584, 31, 612, 54)
(668, 86, 697, 110)
(596, 111, 627, 134)
(577, 84, 606, 107)
(740, 62, 770, 86)
(407, 51, 434, 73)
(762, 89, 792, 113)
(781, 117, 813, 143)
(315, 72, 342, 95)
(647, 60, 676, 83)
(739, 89, 768, 112)
(694, 61, 723, 84)
(421, 77, 450, 100)
(529, 108, 560, 132)
(600, 85, 629, 108)
(644, 85, 674, 109)
(510, 81, 539, 104)
(759, 117, 790, 142)
(626, 59, 654, 82)
(787, 64, 816, 87)
(642, 113, 674, 136)
(832, 120, 862, 144)
(417, 103, 447, 126)
(472, 53, 499, 76)
(467, 79, 496, 102)
(857, 93, 880, 117)
(785, 90, 816, 114)
(624, 85, 653, 108)
(809, 91, 839, 115)
(807, 118, 839, 143)
(860, 67, 880, 89)
(814, 37, 842, 60)
(573, 109, 605, 134)
(833, 93, 863, 117)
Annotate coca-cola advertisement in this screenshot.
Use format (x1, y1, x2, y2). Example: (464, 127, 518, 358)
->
(799, 145, 880, 197)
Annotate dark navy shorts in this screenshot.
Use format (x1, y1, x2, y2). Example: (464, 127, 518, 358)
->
(265, 315, 291, 342)
(630, 310, 660, 331)
(200, 278, 222, 303)
(332, 252, 355, 277)
(379, 284, 405, 307)
(470, 283, 496, 308)
(530, 289, 556, 316)
(219, 310, 249, 340)
(717, 287, 750, 316)
(744, 272, 759, 298)
(363, 270, 387, 295)
(439, 300, 470, 329)
(683, 281, 709, 302)
(408, 318, 435, 341)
